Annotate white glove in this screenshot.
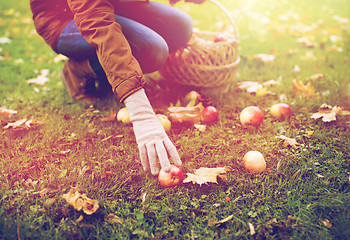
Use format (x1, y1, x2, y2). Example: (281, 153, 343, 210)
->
(124, 89, 182, 175)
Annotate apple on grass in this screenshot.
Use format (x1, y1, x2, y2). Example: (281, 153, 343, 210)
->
(270, 103, 291, 120)
(158, 165, 184, 188)
(240, 106, 264, 127)
(117, 107, 130, 124)
(243, 151, 266, 173)
(202, 106, 219, 124)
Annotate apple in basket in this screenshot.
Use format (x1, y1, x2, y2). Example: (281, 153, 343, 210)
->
(214, 33, 229, 42)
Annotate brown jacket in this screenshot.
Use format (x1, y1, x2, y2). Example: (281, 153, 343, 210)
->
(30, 0, 145, 102)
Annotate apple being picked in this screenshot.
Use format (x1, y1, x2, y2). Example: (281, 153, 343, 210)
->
(240, 106, 264, 127)
(158, 165, 184, 188)
(202, 106, 219, 124)
(243, 151, 266, 173)
(270, 103, 291, 120)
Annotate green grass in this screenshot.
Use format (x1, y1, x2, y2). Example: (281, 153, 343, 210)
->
(1, 0, 350, 239)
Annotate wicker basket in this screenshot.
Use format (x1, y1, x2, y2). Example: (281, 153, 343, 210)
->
(159, 0, 240, 92)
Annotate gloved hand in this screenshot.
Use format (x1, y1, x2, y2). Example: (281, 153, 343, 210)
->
(124, 89, 182, 175)
(169, 0, 206, 6)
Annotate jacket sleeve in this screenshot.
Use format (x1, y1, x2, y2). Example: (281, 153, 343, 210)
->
(67, 0, 145, 102)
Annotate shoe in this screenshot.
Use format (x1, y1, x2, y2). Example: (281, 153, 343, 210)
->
(61, 58, 99, 103)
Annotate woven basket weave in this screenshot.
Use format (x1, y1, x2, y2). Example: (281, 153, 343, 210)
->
(159, 0, 240, 91)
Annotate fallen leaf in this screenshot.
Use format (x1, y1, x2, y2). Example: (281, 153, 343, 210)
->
(101, 111, 117, 122)
(76, 215, 84, 223)
(168, 104, 203, 125)
(296, 37, 316, 48)
(105, 213, 124, 224)
(277, 135, 300, 149)
(183, 167, 231, 186)
(293, 79, 315, 98)
(321, 219, 332, 228)
(62, 188, 99, 215)
(4, 118, 27, 129)
(311, 104, 342, 122)
(211, 215, 234, 226)
(0, 37, 11, 44)
(248, 222, 256, 235)
(252, 54, 275, 65)
(26, 69, 50, 85)
(306, 74, 325, 81)
(0, 107, 17, 119)
(194, 124, 206, 132)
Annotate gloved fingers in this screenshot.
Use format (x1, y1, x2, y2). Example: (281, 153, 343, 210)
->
(164, 138, 182, 167)
(139, 145, 150, 172)
(146, 143, 160, 175)
(155, 141, 172, 172)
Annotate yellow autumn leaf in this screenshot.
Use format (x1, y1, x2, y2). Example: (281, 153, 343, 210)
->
(311, 104, 342, 122)
(62, 188, 99, 215)
(293, 79, 315, 97)
(183, 167, 231, 186)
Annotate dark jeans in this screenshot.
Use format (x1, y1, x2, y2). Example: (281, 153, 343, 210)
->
(56, 1, 193, 74)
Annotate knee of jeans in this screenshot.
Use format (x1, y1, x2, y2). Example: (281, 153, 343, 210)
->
(137, 38, 169, 74)
(168, 11, 193, 52)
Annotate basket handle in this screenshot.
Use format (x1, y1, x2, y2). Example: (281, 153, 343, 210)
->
(181, 0, 240, 41)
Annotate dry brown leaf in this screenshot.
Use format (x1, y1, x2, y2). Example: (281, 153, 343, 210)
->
(277, 135, 300, 149)
(183, 167, 231, 186)
(101, 111, 116, 122)
(4, 118, 27, 129)
(311, 104, 342, 122)
(0, 107, 17, 119)
(62, 188, 99, 215)
(168, 104, 203, 124)
(3, 118, 43, 130)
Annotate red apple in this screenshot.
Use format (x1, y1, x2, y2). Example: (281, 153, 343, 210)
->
(202, 106, 219, 124)
(270, 103, 291, 120)
(158, 165, 184, 188)
(243, 151, 266, 173)
(240, 106, 264, 127)
(214, 34, 229, 42)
